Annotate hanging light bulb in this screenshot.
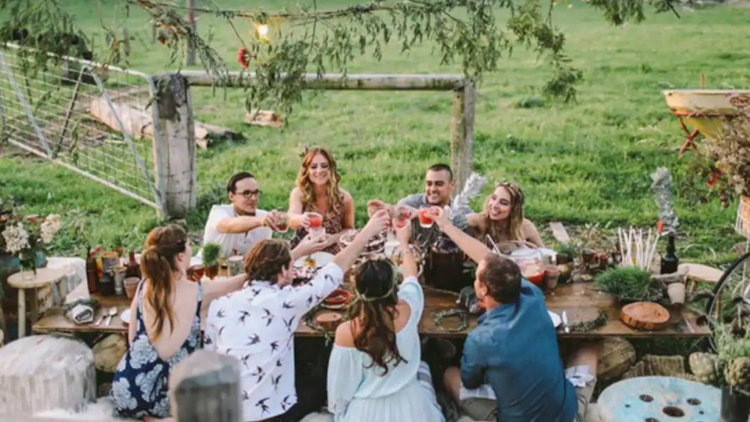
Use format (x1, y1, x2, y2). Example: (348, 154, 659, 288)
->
(255, 23, 269, 39)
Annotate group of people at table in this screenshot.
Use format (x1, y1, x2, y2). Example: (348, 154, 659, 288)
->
(110, 147, 598, 422)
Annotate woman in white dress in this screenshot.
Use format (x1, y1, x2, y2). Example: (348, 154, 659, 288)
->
(327, 220, 445, 422)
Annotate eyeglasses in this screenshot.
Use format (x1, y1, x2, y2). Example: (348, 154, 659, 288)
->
(235, 189, 262, 198)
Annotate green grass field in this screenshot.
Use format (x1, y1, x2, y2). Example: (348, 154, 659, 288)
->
(1, 1, 750, 264)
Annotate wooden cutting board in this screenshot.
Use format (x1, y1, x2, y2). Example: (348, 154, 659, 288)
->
(315, 311, 343, 331)
(621, 302, 670, 330)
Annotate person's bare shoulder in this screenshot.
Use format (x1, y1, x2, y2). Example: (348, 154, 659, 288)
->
(334, 320, 356, 347)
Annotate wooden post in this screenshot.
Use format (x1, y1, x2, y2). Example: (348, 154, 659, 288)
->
(153, 74, 197, 218)
(170, 350, 242, 422)
(450, 80, 475, 192)
(185, 0, 197, 66)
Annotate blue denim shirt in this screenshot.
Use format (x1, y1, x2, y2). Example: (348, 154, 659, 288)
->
(461, 279, 576, 422)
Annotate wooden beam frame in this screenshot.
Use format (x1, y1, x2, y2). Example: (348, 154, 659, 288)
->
(152, 71, 476, 217)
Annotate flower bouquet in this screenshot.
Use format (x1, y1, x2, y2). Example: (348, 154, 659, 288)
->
(0, 198, 62, 280)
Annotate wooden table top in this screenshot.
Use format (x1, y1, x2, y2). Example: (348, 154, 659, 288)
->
(8, 267, 67, 289)
(33, 282, 710, 339)
(297, 282, 711, 338)
(33, 294, 132, 335)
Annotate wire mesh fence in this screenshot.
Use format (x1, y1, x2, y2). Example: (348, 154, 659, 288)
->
(0, 44, 162, 210)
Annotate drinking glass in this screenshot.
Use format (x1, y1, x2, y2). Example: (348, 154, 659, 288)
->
(418, 206, 434, 228)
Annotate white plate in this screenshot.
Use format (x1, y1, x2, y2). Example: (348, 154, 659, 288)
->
(120, 309, 131, 325)
(548, 310, 561, 328)
(294, 252, 334, 269)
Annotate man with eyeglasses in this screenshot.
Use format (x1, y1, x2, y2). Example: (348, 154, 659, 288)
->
(200, 171, 283, 259)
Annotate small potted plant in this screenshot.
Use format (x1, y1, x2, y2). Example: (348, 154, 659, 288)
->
(202, 243, 221, 280)
(689, 324, 750, 422)
(555, 243, 577, 265)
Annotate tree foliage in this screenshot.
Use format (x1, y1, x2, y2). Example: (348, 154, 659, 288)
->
(0, 0, 682, 114)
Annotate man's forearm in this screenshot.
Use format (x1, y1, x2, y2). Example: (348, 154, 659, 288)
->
(217, 216, 264, 233)
(442, 223, 490, 264)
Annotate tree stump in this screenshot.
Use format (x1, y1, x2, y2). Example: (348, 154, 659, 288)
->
(170, 350, 242, 422)
(598, 376, 719, 422)
(0, 335, 95, 415)
(93, 334, 127, 373)
(621, 302, 670, 330)
(597, 337, 636, 382)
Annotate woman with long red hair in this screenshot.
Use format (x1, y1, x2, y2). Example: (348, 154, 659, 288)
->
(288, 147, 355, 253)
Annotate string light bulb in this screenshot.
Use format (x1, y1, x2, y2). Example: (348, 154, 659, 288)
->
(255, 23, 269, 39)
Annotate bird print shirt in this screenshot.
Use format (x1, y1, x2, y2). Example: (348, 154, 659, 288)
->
(205, 263, 344, 421)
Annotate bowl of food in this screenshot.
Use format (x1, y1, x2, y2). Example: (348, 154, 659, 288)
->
(324, 288, 353, 307)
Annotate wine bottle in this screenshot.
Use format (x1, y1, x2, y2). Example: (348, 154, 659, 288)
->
(125, 251, 141, 279)
(86, 251, 99, 293)
(660, 234, 679, 274)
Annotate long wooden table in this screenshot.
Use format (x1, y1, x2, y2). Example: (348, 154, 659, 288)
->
(33, 282, 710, 339)
(33, 294, 131, 335)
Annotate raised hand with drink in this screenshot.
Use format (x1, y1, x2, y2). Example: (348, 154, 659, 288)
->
(262, 209, 282, 231)
(418, 206, 441, 228)
(394, 206, 412, 229)
(275, 212, 289, 233)
(305, 212, 324, 234)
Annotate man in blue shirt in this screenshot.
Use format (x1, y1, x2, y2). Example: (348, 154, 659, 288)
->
(432, 208, 598, 422)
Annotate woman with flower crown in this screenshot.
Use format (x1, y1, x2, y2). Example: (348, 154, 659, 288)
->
(326, 221, 444, 422)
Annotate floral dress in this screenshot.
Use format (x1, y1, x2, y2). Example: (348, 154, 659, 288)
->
(111, 281, 203, 419)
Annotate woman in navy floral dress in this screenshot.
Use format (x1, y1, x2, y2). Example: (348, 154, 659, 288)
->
(111, 225, 248, 420)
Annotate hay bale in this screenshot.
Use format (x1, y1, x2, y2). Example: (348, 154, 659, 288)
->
(621, 355, 687, 380)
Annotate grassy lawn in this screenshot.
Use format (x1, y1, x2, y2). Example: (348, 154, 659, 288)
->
(1, 1, 749, 264)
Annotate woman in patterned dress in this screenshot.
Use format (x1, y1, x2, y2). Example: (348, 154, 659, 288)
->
(288, 147, 355, 254)
(111, 225, 249, 420)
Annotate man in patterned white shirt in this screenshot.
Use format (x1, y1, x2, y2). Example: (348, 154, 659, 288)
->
(206, 210, 390, 422)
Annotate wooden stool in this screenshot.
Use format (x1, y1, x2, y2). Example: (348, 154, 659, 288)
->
(598, 376, 719, 422)
(0, 335, 95, 416)
(680, 263, 722, 294)
(8, 267, 66, 337)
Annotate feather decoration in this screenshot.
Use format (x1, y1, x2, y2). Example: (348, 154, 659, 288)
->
(450, 172, 487, 220)
(651, 167, 679, 235)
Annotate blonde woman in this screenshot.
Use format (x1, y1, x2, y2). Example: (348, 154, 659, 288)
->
(288, 147, 355, 253)
(467, 181, 544, 248)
